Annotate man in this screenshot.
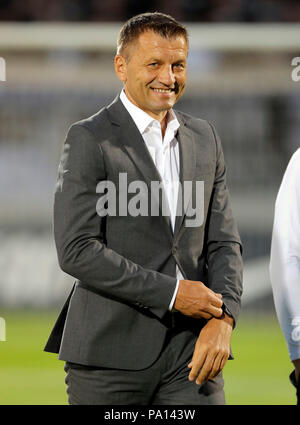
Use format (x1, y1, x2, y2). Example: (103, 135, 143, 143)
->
(270, 148, 300, 405)
(45, 12, 243, 405)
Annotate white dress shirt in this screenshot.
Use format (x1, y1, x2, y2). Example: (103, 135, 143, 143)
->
(120, 89, 183, 310)
(270, 148, 300, 361)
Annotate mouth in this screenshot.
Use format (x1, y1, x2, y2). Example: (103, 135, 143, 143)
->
(150, 88, 175, 94)
(150, 81, 180, 95)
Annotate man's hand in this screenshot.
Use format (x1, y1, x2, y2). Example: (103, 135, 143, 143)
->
(174, 279, 223, 320)
(188, 313, 234, 385)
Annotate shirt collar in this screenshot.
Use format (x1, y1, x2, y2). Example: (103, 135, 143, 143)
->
(120, 89, 179, 136)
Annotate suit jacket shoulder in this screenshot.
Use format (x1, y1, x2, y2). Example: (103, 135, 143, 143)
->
(67, 106, 110, 140)
(174, 109, 222, 162)
(66, 95, 123, 145)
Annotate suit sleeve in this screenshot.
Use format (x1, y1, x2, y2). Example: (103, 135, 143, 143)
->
(54, 123, 177, 319)
(205, 123, 243, 326)
(270, 149, 300, 361)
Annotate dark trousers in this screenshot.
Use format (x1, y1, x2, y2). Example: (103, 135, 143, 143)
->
(64, 327, 225, 405)
(290, 370, 300, 406)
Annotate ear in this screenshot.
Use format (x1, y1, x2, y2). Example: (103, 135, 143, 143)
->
(114, 55, 127, 83)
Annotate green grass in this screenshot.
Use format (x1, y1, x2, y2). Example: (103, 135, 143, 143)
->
(223, 313, 296, 405)
(0, 310, 297, 405)
(0, 310, 67, 405)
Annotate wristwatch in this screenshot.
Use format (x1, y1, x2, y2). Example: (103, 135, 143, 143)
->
(222, 303, 233, 319)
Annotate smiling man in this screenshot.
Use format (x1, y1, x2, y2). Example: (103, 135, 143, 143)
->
(45, 12, 243, 405)
(114, 29, 187, 132)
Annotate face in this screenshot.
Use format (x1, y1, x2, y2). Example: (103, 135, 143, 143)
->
(115, 31, 188, 121)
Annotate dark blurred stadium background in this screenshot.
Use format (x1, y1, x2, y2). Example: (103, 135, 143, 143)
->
(1, 0, 300, 22)
(0, 0, 300, 405)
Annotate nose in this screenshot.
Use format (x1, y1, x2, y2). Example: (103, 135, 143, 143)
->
(158, 65, 175, 87)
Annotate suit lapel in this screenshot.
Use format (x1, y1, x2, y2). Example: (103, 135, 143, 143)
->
(106, 96, 173, 238)
(106, 97, 197, 241)
(174, 115, 196, 238)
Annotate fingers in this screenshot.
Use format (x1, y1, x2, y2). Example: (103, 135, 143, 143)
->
(202, 290, 223, 318)
(211, 294, 223, 307)
(189, 354, 219, 385)
(198, 312, 213, 320)
(191, 304, 222, 320)
(206, 295, 223, 318)
(188, 352, 229, 385)
(196, 356, 215, 384)
(219, 354, 228, 373)
(206, 355, 223, 381)
(207, 291, 223, 315)
(206, 353, 228, 382)
(188, 350, 206, 383)
(207, 304, 223, 318)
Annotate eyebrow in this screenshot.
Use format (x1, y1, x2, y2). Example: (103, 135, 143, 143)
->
(145, 58, 186, 64)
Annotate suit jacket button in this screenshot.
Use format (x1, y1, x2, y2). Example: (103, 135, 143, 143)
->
(172, 247, 177, 255)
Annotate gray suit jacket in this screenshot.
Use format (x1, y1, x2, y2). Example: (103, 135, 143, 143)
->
(44, 95, 243, 369)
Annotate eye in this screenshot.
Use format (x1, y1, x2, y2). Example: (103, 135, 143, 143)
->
(173, 63, 185, 70)
(148, 62, 158, 68)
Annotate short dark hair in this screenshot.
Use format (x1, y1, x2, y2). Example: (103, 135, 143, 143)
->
(117, 12, 189, 60)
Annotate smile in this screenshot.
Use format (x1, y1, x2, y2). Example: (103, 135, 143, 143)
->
(151, 88, 174, 93)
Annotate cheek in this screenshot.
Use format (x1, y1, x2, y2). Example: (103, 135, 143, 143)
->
(178, 78, 186, 91)
(132, 75, 148, 90)
(178, 73, 187, 84)
(143, 70, 158, 85)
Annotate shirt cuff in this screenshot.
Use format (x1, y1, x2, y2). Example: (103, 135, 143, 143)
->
(168, 280, 180, 311)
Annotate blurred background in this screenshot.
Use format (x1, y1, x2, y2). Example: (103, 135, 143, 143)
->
(0, 0, 300, 405)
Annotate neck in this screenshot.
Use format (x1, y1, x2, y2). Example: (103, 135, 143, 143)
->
(160, 113, 168, 139)
(123, 89, 170, 138)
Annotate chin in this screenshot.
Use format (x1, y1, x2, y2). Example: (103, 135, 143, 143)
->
(153, 105, 172, 113)
(157, 100, 174, 109)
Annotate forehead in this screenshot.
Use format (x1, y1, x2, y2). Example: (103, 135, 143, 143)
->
(132, 31, 188, 61)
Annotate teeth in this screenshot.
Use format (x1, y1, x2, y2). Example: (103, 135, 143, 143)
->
(152, 88, 172, 93)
